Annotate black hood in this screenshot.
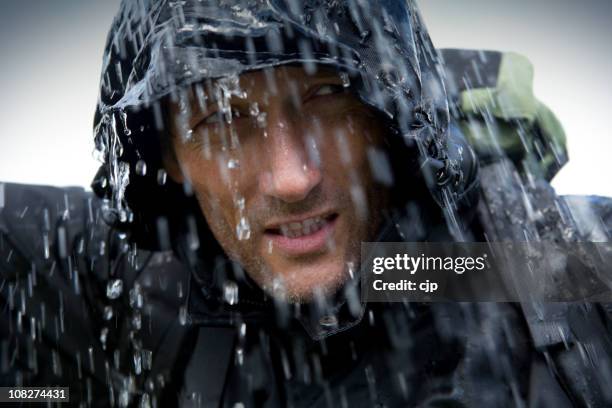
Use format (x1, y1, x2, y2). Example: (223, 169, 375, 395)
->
(92, 0, 478, 251)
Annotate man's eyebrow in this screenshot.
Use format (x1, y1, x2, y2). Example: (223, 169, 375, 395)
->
(183, 89, 251, 124)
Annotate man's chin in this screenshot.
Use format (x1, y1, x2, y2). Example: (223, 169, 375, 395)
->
(258, 261, 350, 304)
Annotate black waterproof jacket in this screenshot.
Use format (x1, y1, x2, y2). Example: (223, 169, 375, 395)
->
(2, 181, 612, 407)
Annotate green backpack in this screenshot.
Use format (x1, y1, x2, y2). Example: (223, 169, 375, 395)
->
(440, 49, 568, 181)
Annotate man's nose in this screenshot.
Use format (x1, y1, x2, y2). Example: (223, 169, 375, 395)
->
(259, 117, 322, 203)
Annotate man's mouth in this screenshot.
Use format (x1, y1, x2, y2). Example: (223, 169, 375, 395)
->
(263, 213, 339, 256)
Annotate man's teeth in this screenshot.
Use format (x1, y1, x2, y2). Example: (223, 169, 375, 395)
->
(279, 216, 326, 238)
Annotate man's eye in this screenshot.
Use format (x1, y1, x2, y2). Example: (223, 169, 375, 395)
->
(312, 84, 345, 97)
(202, 113, 221, 125)
(199, 108, 242, 126)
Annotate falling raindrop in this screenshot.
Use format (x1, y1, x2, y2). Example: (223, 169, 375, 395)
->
(140, 394, 151, 408)
(129, 284, 143, 309)
(134, 351, 142, 374)
(319, 315, 338, 328)
(100, 327, 109, 350)
(142, 349, 153, 371)
(103, 306, 113, 320)
(106, 279, 124, 299)
(156, 169, 167, 185)
(340, 72, 350, 87)
(88, 347, 95, 372)
(57, 226, 68, 259)
(135, 160, 147, 176)
(235, 347, 244, 365)
(118, 389, 129, 408)
(178, 306, 188, 325)
(223, 281, 239, 305)
(0, 183, 4, 211)
(132, 312, 142, 330)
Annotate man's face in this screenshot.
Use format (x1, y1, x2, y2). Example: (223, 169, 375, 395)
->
(167, 66, 389, 302)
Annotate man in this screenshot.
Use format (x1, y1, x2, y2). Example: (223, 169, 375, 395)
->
(2, 0, 612, 406)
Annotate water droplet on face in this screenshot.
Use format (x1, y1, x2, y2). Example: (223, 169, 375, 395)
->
(256, 112, 267, 128)
(135, 160, 147, 176)
(103, 306, 113, 320)
(106, 279, 124, 299)
(223, 280, 239, 305)
(236, 196, 245, 211)
(157, 169, 167, 185)
(249, 102, 260, 116)
(347, 262, 355, 279)
(227, 158, 240, 169)
(271, 278, 286, 299)
(236, 217, 251, 240)
(267, 239, 273, 254)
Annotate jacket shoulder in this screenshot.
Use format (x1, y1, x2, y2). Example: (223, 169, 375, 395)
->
(0, 182, 100, 275)
(561, 195, 612, 241)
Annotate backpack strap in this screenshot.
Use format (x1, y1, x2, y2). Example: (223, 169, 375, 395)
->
(179, 327, 235, 407)
(477, 160, 612, 406)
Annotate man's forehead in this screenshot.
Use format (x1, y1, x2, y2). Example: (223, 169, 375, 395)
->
(215, 65, 342, 96)
(179, 65, 343, 111)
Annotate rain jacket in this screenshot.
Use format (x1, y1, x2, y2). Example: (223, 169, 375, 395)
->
(7, 183, 611, 407)
(3, 0, 612, 407)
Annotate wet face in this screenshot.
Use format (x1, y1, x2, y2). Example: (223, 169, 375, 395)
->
(166, 66, 389, 302)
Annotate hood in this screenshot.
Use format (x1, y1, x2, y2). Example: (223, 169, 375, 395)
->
(92, 0, 478, 249)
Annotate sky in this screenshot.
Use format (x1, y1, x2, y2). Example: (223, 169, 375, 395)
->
(0, 0, 610, 197)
